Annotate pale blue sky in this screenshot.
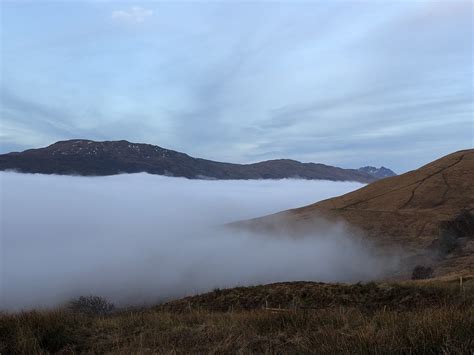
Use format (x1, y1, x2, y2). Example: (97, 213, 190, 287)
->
(0, 0, 472, 172)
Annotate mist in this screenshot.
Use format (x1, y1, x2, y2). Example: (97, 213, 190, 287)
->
(1, 172, 399, 311)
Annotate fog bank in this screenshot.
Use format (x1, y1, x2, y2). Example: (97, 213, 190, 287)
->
(1, 172, 398, 311)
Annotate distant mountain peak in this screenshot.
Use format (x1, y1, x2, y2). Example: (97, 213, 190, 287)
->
(358, 166, 396, 179)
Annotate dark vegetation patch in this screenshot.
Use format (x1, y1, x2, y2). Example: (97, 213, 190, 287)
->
(411, 265, 434, 280)
(68, 295, 115, 316)
(437, 210, 474, 256)
(440, 210, 474, 239)
(1, 279, 473, 354)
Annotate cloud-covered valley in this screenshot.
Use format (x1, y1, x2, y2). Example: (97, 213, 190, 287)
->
(1, 173, 399, 311)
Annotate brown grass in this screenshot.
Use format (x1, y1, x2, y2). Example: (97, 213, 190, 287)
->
(1, 279, 473, 354)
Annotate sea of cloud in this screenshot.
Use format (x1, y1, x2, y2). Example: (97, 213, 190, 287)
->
(0, 172, 399, 311)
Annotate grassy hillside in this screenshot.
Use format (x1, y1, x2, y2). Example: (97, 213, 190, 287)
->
(238, 150, 474, 277)
(1, 278, 473, 354)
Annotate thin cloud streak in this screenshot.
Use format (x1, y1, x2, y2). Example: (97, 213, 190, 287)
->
(111, 6, 153, 24)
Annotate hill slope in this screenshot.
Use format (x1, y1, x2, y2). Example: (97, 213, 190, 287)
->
(239, 149, 474, 276)
(0, 139, 394, 182)
(3, 279, 473, 354)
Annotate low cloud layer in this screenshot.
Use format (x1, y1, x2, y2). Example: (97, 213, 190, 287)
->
(1, 173, 399, 311)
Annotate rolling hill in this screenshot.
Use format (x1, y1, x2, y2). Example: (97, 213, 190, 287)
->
(238, 149, 474, 277)
(0, 139, 395, 182)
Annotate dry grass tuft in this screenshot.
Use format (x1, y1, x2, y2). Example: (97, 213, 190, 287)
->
(1, 279, 473, 354)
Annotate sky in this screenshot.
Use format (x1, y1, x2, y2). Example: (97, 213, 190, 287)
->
(0, 0, 472, 172)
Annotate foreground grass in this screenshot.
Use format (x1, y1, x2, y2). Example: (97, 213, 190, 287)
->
(1, 279, 473, 354)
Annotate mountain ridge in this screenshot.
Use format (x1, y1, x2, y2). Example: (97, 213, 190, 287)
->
(0, 139, 395, 182)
